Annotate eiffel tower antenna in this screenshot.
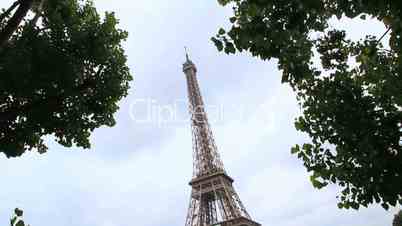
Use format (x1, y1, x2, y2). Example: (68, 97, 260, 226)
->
(184, 46, 190, 61)
(182, 55, 261, 226)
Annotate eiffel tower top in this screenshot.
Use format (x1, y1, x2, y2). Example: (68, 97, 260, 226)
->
(185, 46, 190, 61)
(183, 47, 197, 73)
(182, 51, 225, 178)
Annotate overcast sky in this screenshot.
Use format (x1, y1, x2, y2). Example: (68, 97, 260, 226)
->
(0, 1, 398, 226)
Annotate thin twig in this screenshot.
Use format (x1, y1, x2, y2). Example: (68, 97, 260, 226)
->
(377, 26, 392, 45)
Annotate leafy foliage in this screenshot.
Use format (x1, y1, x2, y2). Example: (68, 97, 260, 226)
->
(10, 208, 27, 226)
(0, 0, 132, 157)
(394, 210, 402, 226)
(213, 0, 402, 210)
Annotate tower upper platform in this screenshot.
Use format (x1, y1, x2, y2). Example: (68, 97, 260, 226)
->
(183, 49, 197, 73)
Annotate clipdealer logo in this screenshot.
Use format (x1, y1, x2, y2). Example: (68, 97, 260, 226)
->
(128, 98, 229, 127)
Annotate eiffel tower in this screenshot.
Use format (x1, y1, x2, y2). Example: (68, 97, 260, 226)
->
(183, 52, 261, 226)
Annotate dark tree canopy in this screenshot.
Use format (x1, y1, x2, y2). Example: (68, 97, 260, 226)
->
(0, 0, 132, 157)
(213, 0, 402, 210)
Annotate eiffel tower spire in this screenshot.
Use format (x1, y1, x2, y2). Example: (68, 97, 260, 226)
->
(183, 53, 261, 226)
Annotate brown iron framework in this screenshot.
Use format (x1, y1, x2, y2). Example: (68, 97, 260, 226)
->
(183, 53, 261, 226)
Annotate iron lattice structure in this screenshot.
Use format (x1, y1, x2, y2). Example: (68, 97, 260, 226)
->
(183, 54, 261, 226)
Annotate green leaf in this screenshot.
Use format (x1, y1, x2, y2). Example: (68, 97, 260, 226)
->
(217, 0, 231, 6)
(211, 37, 223, 51)
(229, 16, 236, 23)
(302, 143, 313, 151)
(218, 28, 225, 35)
(224, 42, 236, 54)
(350, 202, 359, 210)
(310, 175, 328, 189)
(291, 144, 300, 154)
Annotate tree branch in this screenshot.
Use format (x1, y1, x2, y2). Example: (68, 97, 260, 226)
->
(0, 0, 34, 48)
(0, 0, 21, 23)
(377, 26, 392, 45)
